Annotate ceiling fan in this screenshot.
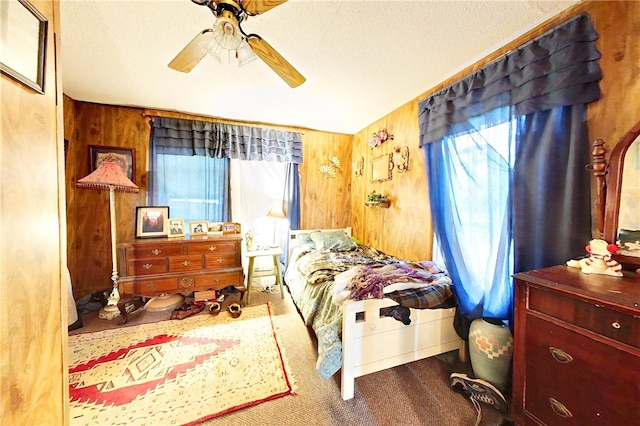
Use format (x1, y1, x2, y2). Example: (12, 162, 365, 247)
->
(168, 0, 306, 88)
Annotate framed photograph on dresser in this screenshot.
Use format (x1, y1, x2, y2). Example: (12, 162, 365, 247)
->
(135, 206, 169, 238)
(168, 218, 185, 238)
(189, 221, 209, 236)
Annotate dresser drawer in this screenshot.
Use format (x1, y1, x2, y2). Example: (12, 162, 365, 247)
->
(204, 253, 238, 269)
(529, 286, 640, 348)
(126, 244, 184, 259)
(195, 271, 243, 290)
(168, 255, 203, 272)
(126, 258, 167, 276)
(121, 277, 178, 295)
(188, 240, 238, 254)
(524, 315, 639, 425)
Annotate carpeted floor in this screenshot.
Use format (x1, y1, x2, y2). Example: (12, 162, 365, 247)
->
(72, 277, 513, 425)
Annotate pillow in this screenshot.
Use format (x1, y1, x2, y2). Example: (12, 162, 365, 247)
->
(310, 230, 356, 250)
(295, 232, 316, 251)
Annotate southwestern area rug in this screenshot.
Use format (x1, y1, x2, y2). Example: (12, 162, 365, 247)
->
(69, 303, 295, 425)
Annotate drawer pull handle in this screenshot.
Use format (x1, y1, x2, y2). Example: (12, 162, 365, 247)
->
(151, 249, 162, 255)
(143, 263, 153, 270)
(549, 347, 573, 363)
(549, 398, 572, 418)
(146, 284, 157, 290)
(182, 260, 191, 266)
(611, 321, 621, 329)
(208, 246, 216, 251)
(216, 258, 225, 263)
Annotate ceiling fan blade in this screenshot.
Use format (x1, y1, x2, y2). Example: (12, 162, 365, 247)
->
(247, 36, 305, 88)
(168, 29, 215, 73)
(241, 0, 287, 15)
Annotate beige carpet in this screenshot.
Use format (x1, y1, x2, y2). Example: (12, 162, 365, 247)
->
(72, 278, 510, 425)
(69, 303, 294, 425)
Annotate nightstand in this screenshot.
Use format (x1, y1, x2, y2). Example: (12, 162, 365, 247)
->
(245, 246, 284, 304)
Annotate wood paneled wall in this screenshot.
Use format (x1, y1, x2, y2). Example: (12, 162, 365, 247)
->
(352, 0, 640, 260)
(1, 1, 67, 424)
(66, 0, 640, 299)
(351, 101, 434, 261)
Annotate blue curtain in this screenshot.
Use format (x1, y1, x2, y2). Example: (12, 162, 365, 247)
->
(419, 14, 601, 333)
(424, 109, 515, 321)
(513, 105, 592, 273)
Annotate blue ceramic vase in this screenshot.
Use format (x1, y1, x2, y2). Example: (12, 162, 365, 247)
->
(468, 318, 513, 391)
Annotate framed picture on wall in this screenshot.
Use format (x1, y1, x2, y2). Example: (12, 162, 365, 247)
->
(0, 0, 48, 94)
(89, 145, 135, 183)
(135, 206, 169, 238)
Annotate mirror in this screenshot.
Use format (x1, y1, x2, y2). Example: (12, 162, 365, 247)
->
(603, 119, 640, 270)
(371, 154, 393, 183)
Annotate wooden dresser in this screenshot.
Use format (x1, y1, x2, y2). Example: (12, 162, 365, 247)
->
(116, 235, 244, 322)
(512, 265, 640, 425)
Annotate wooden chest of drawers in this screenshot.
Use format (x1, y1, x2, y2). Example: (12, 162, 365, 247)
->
(512, 266, 640, 426)
(117, 235, 244, 320)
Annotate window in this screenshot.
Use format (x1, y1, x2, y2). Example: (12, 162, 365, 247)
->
(151, 154, 229, 223)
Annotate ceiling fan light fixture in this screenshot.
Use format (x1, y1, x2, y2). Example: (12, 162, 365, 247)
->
(236, 39, 257, 66)
(198, 15, 244, 63)
(170, 0, 305, 86)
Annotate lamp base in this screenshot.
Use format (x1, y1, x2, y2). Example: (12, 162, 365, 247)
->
(146, 293, 185, 312)
(98, 304, 121, 320)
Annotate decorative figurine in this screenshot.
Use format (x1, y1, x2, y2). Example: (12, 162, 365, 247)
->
(566, 239, 623, 277)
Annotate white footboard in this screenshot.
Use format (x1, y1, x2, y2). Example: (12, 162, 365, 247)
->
(340, 298, 463, 400)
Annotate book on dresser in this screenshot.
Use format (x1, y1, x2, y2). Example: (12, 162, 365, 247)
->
(116, 234, 245, 324)
(512, 265, 639, 426)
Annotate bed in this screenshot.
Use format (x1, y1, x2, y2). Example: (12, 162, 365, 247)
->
(284, 227, 464, 400)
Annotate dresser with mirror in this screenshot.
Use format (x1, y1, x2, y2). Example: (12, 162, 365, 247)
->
(602, 119, 640, 271)
(512, 120, 640, 425)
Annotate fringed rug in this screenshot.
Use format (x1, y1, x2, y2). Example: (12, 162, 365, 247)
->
(69, 303, 295, 425)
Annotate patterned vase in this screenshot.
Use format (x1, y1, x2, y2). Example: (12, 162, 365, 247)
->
(468, 318, 513, 391)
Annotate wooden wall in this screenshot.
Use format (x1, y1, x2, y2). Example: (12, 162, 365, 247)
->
(65, 0, 640, 299)
(351, 0, 640, 260)
(1, 1, 68, 424)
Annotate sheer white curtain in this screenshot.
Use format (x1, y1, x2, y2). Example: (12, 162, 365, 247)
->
(230, 159, 288, 253)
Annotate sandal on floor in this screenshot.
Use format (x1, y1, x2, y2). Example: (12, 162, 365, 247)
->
(209, 302, 221, 316)
(170, 302, 204, 320)
(228, 302, 242, 318)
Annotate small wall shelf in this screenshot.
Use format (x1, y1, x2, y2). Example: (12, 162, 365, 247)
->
(365, 200, 390, 209)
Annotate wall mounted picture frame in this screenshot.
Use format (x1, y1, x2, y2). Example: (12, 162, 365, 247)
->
(135, 206, 169, 238)
(189, 221, 209, 236)
(89, 145, 135, 183)
(168, 218, 186, 238)
(371, 153, 393, 183)
(0, 0, 48, 94)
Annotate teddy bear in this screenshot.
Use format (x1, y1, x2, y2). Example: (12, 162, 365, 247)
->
(566, 239, 623, 277)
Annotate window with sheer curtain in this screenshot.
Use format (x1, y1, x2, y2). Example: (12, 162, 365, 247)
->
(148, 116, 302, 247)
(420, 14, 602, 330)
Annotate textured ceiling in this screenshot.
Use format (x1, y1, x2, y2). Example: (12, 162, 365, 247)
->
(59, 0, 579, 134)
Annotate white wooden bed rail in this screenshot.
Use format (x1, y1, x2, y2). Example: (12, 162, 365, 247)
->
(340, 298, 463, 400)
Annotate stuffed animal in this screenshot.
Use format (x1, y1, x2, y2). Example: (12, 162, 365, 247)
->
(566, 239, 623, 277)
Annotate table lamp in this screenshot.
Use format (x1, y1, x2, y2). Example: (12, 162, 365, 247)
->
(266, 201, 286, 246)
(77, 157, 138, 319)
